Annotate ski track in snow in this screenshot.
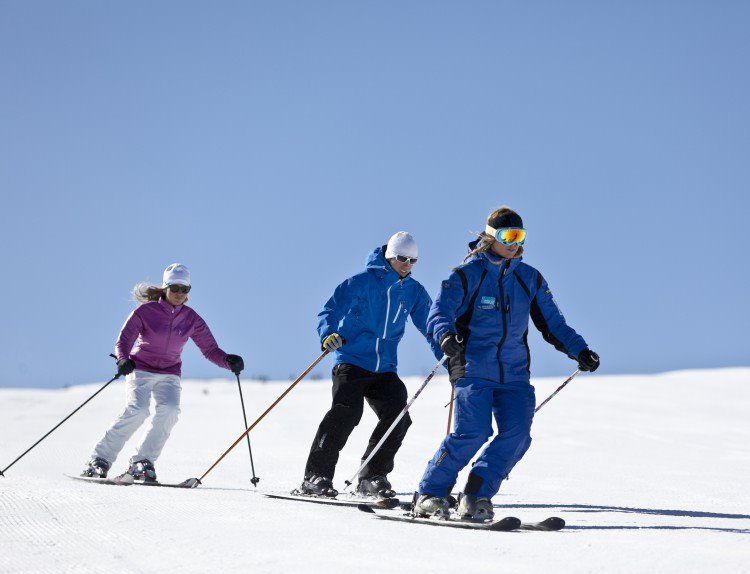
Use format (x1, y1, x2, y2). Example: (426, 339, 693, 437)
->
(1, 368, 749, 573)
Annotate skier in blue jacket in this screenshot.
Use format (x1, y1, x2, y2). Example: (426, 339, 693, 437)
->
(298, 232, 443, 498)
(414, 207, 600, 520)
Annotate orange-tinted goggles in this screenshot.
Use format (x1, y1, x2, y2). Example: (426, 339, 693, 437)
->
(486, 225, 526, 246)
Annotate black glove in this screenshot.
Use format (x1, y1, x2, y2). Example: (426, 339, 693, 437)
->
(117, 358, 136, 377)
(226, 354, 245, 375)
(577, 349, 600, 372)
(440, 334, 463, 358)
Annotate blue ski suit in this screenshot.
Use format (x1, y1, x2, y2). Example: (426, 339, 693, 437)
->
(317, 246, 443, 372)
(418, 243, 589, 499)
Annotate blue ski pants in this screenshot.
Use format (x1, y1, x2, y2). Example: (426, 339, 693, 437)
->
(418, 377, 535, 499)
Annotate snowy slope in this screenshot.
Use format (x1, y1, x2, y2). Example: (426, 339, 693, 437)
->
(1, 368, 749, 573)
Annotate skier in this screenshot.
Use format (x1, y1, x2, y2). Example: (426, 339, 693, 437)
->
(298, 232, 443, 498)
(414, 207, 600, 520)
(80, 263, 244, 482)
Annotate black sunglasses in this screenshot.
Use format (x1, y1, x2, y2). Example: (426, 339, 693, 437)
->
(396, 255, 418, 264)
(167, 284, 191, 294)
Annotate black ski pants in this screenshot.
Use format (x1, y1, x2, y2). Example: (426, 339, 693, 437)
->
(304, 363, 411, 480)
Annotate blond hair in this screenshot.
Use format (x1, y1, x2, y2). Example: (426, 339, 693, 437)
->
(132, 282, 166, 303)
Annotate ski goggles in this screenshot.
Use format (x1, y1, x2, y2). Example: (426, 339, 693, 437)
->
(167, 284, 191, 294)
(395, 255, 418, 264)
(485, 225, 527, 246)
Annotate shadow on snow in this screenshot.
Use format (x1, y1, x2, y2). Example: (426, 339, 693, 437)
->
(492, 502, 750, 521)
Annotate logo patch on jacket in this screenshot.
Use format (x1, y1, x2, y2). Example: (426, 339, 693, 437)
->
(442, 281, 451, 289)
(479, 295, 497, 309)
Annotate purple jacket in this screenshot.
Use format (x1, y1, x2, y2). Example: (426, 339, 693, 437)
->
(115, 298, 229, 376)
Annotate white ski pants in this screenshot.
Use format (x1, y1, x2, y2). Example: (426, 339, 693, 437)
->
(91, 370, 181, 464)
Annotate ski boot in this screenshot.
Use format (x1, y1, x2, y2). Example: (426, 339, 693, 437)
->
(80, 457, 111, 478)
(295, 475, 338, 498)
(125, 459, 158, 483)
(413, 494, 451, 519)
(356, 475, 396, 499)
(457, 493, 494, 521)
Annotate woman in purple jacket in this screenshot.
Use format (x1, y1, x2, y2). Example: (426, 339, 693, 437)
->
(81, 263, 244, 482)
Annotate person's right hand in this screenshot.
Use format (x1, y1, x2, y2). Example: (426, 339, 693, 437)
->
(322, 333, 345, 352)
(577, 349, 600, 372)
(440, 334, 463, 358)
(117, 358, 136, 376)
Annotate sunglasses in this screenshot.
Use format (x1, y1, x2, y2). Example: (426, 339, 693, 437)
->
(395, 255, 418, 264)
(486, 226, 527, 246)
(167, 284, 191, 294)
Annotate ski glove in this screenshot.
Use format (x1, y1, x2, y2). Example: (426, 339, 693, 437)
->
(117, 358, 136, 377)
(577, 349, 600, 372)
(322, 333, 345, 352)
(439, 334, 463, 358)
(226, 354, 245, 375)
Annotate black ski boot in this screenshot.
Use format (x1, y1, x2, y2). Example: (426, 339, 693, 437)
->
(80, 457, 111, 478)
(125, 459, 158, 483)
(295, 475, 338, 498)
(356, 475, 396, 499)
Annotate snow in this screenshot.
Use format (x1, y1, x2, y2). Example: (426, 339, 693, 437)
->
(1, 368, 749, 573)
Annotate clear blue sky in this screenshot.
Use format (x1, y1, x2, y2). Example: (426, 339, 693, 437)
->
(1, 1, 748, 389)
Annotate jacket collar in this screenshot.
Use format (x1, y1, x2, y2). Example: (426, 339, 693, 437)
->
(477, 249, 522, 276)
(158, 297, 184, 313)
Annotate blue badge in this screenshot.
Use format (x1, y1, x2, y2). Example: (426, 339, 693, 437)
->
(479, 295, 497, 309)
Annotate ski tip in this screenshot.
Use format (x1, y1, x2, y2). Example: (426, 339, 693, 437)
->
(177, 477, 201, 489)
(541, 516, 565, 529)
(373, 498, 401, 510)
(491, 516, 522, 531)
(358, 504, 376, 514)
(520, 516, 566, 531)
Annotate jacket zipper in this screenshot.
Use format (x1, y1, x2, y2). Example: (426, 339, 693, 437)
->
(392, 301, 403, 324)
(375, 282, 397, 373)
(496, 262, 509, 383)
(507, 296, 511, 323)
(165, 307, 176, 367)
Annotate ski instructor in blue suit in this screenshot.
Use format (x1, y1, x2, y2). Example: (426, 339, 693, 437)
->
(297, 232, 443, 499)
(414, 206, 600, 520)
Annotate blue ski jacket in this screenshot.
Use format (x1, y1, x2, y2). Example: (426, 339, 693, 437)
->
(317, 246, 443, 374)
(426, 242, 588, 384)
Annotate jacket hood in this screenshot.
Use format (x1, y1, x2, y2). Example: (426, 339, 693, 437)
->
(366, 245, 389, 270)
(366, 245, 409, 279)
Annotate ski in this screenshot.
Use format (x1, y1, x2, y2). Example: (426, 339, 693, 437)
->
(359, 504, 565, 531)
(264, 492, 401, 509)
(358, 504, 521, 531)
(65, 474, 187, 489)
(520, 516, 566, 531)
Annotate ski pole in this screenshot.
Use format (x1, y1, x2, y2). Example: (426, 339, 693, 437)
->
(446, 386, 455, 435)
(180, 350, 329, 488)
(1, 371, 121, 477)
(235, 374, 260, 487)
(342, 354, 448, 491)
(534, 369, 580, 414)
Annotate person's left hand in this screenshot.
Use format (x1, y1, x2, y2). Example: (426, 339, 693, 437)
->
(577, 349, 600, 372)
(226, 354, 245, 375)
